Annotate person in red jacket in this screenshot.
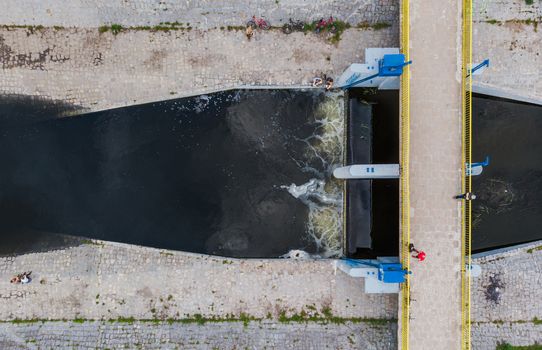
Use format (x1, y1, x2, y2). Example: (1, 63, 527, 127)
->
(409, 243, 426, 262)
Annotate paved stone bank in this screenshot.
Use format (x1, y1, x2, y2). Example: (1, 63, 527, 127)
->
(0, 26, 397, 113)
(1, 239, 541, 348)
(472, 322, 542, 350)
(0, 320, 397, 350)
(470, 241, 542, 349)
(0, 0, 398, 29)
(474, 0, 541, 22)
(473, 0, 542, 102)
(0, 241, 397, 321)
(472, 242, 542, 323)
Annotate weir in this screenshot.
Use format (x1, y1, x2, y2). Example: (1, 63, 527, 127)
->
(344, 98, 372, 255)
(343, 90, 399, 258)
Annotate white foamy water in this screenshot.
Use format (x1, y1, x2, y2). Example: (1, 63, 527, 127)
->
(281, 92, 344, 258)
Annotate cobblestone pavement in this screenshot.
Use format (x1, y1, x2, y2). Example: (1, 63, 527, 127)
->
(469, 241, 542, 349)
(405, 0, 462, 349)
(472, 241, 542, 323)
(0, 0, 398, 29)
(0, 320, 398, 350)
(0, 241, 397, 321)
(0, 239, 541, 348)
(472, 322, 542, 350)
(473, 0, 542, 102)
(473, 0, 541, 22)
(0, 26, 397, 113)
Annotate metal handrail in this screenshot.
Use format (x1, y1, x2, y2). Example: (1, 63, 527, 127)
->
(399, 0, 411, 348)
(461, 0, 473, 348)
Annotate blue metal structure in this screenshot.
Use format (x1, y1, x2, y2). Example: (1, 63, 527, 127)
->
(341, 54, 412, 89)
(467, 59, 489, 77)
(469, 155, 490, 168)
(342, 258, 410, 283)
(466, 156, 490, 176)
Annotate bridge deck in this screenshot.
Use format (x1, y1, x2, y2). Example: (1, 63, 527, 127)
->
(402, 0, 463, 348)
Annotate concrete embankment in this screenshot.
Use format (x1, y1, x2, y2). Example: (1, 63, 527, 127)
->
(0, 0, 399, 113)
(0, 239, 540, 348)
(471, 240, 542, 349)
(0, 26, 397, 114)
(473, 0, 542, 104)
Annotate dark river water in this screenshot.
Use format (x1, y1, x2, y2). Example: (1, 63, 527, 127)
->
(0, 90, 344, 257)
(2, 91, 538, 257)
(472, 95, 542, 251)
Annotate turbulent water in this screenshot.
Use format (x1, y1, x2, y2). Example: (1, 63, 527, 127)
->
(280, 94, 344, 257)
(0, 90, 344, 257)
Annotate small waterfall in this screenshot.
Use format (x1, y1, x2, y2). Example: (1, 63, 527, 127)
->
(281, 92, 344, 258)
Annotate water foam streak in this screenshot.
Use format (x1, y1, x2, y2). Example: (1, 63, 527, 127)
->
(281, 92, 344, 258)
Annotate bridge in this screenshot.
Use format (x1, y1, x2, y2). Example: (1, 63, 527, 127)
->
(398, 0, 472, 349)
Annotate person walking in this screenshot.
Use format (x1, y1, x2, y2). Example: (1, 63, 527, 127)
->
(409, 243, 426, 262)
(454, 192, 476, 200)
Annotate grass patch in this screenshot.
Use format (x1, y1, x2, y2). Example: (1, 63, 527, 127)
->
(356, 22, 392, 30)
(328, 20, 350, 44)
(527, 245, 542, 254)
(303, 22, 317, 32)
(100, 23, 186, 35)
(497, 342, 542, 350)
(3, 312, 397, 327)
(475, 319, 542, 326)
(1, 25, 46, 34)
(485, 19, 502, 25)
(110, 24, 123, 35)
(226, 25, 245, 31)
(372, 22, 392, 30)
(277, 308, 395, 325)
(9, 319, 43, 324)
(111, 316, 135, 324)
(81, 239, 104, 247)
(496, 18, 540, 32)
(175, 313, 260, 326)
(239, 313, 251, 327)
(525, 0, 534, 5)
(302, 19, 352, 44)
(510, 18, 539, 29)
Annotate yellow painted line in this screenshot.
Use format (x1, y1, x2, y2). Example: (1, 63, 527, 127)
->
(461, 0, 473, 349)
(399, 0, 410, 349)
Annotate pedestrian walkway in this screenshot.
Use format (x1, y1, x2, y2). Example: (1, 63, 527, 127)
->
(400, 0, 463, 348)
